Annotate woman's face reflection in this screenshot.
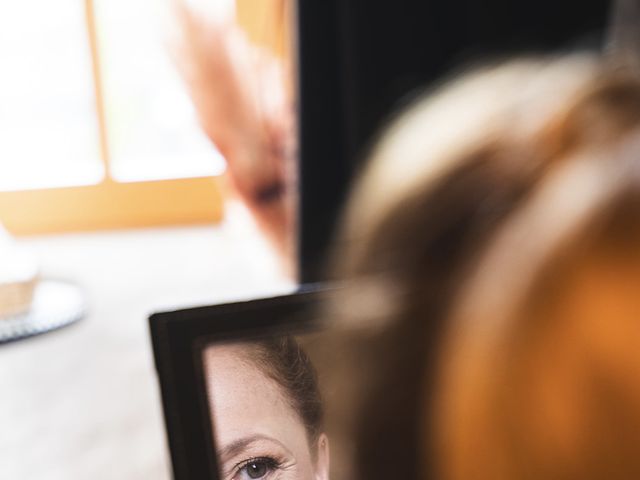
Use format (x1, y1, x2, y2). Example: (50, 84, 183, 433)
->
(205, 344, 329, 480)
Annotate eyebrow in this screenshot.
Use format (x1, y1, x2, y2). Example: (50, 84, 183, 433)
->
(218, 434, 293, 464)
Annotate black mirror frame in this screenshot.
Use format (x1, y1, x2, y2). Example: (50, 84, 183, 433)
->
(149, 287, 327, 480)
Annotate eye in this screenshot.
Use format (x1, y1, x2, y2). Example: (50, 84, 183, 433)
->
(234, 457, 280, 480)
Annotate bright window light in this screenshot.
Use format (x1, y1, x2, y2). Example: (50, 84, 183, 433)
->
(94, 0, 226, 183)
(0, 0, 103, 191)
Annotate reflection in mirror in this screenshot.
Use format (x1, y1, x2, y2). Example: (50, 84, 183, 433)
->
(203, 334, 345, 480)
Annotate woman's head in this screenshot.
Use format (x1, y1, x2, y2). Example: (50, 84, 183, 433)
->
(434, 189, 640, 480)
(205, 337, 329, 480)
(326, 52, 640, 480)
(434, 142, 640, 480)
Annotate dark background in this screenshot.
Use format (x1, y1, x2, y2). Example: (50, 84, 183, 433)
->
(297, 0, 611, 282)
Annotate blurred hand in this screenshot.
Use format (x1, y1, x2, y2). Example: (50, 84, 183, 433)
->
(173, 5, 295, 264)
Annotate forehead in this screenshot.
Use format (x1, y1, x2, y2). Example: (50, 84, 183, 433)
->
(203, 343, 308, 449)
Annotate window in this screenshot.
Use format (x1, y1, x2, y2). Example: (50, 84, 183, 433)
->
(0, 0, 267, 234)
(0, 0, 102, 192)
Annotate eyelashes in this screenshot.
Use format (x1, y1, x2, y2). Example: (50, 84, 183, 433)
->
(232, 456, 282, 480)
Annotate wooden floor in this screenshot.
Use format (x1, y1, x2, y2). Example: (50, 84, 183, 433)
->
(0, 206, 292, 479)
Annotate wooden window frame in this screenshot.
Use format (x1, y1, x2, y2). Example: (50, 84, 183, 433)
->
(0, 0, 224, 235)
(0, 0, 288, 236)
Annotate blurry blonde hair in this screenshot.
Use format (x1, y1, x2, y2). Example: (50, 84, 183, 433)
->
(433, 74, 640, 480)
(324, 52, 640, 480)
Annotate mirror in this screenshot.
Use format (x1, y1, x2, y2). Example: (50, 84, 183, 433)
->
(200, 323, 359, 480)
(202, 334, 331, 480)
(150, 288, 354, 480)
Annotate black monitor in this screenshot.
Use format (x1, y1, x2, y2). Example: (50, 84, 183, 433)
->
(297, 0, 612, 282)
